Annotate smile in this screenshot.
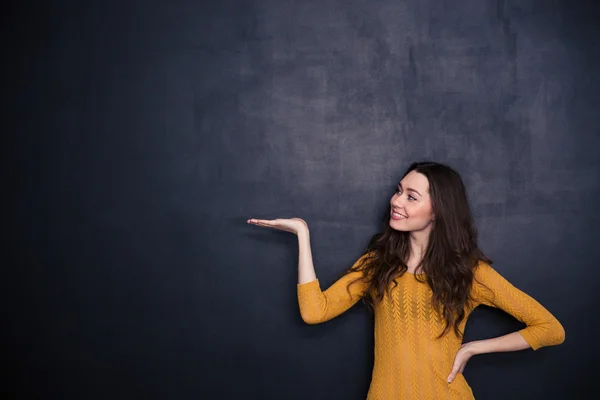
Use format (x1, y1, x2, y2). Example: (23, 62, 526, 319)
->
(391, 211, 407, 219)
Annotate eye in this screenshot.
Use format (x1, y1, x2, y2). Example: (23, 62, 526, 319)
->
(396, 187, 416, 201)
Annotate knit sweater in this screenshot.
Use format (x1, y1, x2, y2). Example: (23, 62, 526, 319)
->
(297, 253, 565, 399)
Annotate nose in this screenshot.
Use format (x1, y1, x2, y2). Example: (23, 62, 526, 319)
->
(391, 196, 406, 210)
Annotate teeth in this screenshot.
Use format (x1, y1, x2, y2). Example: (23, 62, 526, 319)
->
(393, 212, 406, 218)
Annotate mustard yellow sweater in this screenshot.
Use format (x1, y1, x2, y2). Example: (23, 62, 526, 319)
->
(297, 253, 565, 399)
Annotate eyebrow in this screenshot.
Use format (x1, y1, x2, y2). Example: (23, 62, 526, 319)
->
(398, 183, 421, 197)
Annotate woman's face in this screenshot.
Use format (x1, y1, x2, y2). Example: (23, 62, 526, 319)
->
(389, 170, 435, 233)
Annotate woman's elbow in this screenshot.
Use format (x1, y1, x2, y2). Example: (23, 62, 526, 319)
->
(301, 316, 321, 325)
(542, 317, 566, 347)
(299, 308, 324, 325)
(300, 313, 324, 325)
(553, 320, 566, 345)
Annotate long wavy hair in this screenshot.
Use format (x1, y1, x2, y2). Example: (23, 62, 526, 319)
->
(342, 161, 493, 339)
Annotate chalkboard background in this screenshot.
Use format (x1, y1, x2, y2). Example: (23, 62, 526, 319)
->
(4, 0, 599, 399)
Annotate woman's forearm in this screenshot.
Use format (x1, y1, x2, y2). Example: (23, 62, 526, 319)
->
(297, 228, 317, 284)
(468, 331, 531, 355)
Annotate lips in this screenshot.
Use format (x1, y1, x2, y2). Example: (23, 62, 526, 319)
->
(391, 209, 407, 219)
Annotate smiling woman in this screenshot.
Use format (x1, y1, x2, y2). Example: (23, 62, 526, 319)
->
(248, 161, 565, 400)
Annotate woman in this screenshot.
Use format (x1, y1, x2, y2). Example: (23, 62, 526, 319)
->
(247, 161, 565, 399)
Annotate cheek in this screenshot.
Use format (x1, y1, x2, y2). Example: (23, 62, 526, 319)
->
(410, 204, 433, 219)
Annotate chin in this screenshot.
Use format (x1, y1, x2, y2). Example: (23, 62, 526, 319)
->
(389, 220, 411, 232)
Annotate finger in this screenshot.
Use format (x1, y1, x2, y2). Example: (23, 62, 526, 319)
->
(248, 219, 271, 225)
(447, 368, 459, 383)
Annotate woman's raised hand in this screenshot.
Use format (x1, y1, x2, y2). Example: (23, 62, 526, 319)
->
(247, 217, 308, 235)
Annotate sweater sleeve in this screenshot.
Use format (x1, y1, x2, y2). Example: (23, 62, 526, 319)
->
(471, 261, 566, 350)
(297, 253, 372, 324)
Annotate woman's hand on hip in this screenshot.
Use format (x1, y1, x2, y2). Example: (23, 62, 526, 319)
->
(447, 342, 477, 383)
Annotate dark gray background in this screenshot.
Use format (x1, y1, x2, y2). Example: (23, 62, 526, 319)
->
(4, 0, 598, 399)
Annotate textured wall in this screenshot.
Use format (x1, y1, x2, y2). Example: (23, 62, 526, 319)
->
(4, 0, 599, 399)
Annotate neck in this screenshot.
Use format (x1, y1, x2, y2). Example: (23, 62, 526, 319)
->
(408, 229, 430, 264)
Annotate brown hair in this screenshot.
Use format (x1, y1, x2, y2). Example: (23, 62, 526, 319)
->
(342, 161, 493, 339)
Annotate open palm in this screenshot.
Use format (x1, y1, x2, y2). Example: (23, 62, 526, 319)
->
(247, 217, 308, 235)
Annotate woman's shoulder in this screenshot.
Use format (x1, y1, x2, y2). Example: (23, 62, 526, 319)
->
(346, 250, 378, 280)
(472, 259, 495, 277)
(470, 260, 499, 291)
(470, 260, 510, 304)
(354, 250, 378, 266)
